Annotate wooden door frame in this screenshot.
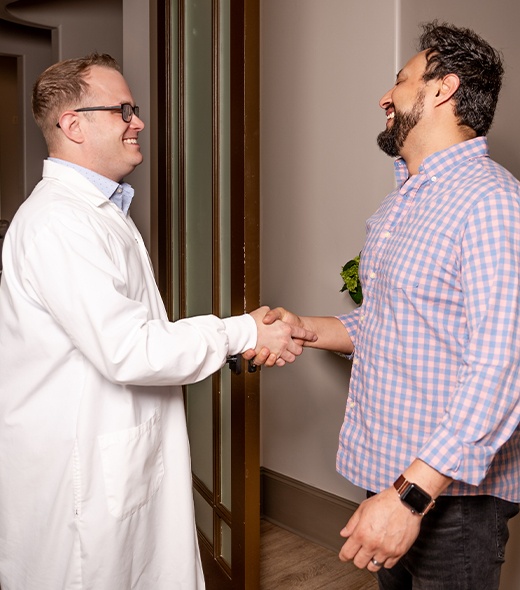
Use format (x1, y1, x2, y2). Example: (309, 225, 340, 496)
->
(155, 1, 260, 588)
(229, 3, 261, 587)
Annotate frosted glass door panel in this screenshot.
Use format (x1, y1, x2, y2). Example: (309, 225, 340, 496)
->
(185, 0, 214, 495)
(219, 0, 232, 512)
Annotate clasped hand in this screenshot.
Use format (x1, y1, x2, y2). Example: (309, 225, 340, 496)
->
(245, 306, 315, 367)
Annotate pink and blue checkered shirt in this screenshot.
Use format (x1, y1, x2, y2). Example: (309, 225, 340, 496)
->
(337, 137, 520, 502)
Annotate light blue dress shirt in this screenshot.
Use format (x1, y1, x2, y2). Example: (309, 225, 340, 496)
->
(48, 158, 134, 215)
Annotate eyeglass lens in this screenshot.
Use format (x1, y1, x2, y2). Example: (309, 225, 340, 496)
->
(122, 104, 139, 122)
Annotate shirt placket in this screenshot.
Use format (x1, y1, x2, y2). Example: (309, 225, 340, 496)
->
(347, 174, 428, 410)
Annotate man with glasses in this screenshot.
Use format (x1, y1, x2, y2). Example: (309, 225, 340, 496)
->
(0, 53, 315, 590)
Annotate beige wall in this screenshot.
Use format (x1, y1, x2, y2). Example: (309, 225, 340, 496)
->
(260, 0, 396, 504)
(6, 0, 123, 63)
(260, 2, 520, 586)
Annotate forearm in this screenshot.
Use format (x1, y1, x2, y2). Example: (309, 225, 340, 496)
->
(299, 316, 353, 354)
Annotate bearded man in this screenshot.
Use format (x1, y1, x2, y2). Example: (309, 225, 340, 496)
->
(254, 21, 520, 590)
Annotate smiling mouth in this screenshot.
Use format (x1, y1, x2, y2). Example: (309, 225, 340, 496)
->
(123, 138, 138, 145)
(386, 111, 395, 121)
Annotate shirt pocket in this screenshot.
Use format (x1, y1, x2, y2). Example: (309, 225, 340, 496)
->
(97, 409, 165, 520)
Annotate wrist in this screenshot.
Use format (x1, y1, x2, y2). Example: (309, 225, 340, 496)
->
(393, 474, 435, 517)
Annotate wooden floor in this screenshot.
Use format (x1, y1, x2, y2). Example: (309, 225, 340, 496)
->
(260, 519, 379, 589)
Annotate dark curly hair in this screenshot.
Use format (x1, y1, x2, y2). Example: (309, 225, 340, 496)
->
(419, 21, 504, 136)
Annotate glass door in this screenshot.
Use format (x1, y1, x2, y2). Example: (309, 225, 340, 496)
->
(156, 1, 260, 587)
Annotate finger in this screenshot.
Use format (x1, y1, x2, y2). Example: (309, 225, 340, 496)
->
(291, 326, 317, 343)
(291, 338, 315, 348)
(381, 557, 399, 569)
(341, 509, 360, 538)
(275, 357, 286, 367)
(279, 350, 296, 364)
(338, 536, 360, 563)
(351, 546, 380, 570)
(263, 352, 279, 367)
(242, 348, 256, 360)
(283, 340, 304, 358)
(367, 557, 385, 572)
(252, 347, 271, 366)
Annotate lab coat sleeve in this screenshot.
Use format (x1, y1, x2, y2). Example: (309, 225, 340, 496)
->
(19, 209, 257, 386)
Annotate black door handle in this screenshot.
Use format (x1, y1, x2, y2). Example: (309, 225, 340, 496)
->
(226, 354, 258, 374)
(226, 354, 242, 375)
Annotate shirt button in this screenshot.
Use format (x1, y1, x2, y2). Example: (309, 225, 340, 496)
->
(431, 175, 437, 182)
(369, 271, 376, 279)
(117, 187, 123, 193)
(348, 400, 356, 408)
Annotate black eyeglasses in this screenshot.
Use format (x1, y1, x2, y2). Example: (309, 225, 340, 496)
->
(56, 103, 140, 127)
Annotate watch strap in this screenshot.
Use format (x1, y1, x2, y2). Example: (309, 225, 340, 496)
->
(393, 474, 409, 495)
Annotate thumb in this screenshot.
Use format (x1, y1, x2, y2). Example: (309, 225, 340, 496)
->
(263, 307, 285, 325)
(340, 511, 359, 538)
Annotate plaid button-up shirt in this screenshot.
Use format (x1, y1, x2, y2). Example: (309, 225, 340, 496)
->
(337, 137, 520, 501)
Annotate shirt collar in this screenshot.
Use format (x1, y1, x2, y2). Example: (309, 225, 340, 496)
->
(48, 158, 134, 215)
(393, 136, 489, 189)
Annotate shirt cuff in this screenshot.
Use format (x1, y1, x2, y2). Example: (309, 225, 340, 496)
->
(336, 309, 360, 358)
(222, 313, 257, 356)
(417, 423, 493, 487)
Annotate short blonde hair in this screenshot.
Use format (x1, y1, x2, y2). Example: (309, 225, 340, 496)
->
(32, 53, 120, 148)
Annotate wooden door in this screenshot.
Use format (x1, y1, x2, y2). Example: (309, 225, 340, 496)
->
(156, 1, 260, 588)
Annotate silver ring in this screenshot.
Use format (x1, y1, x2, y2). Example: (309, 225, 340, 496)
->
(371, 558, 383, 567)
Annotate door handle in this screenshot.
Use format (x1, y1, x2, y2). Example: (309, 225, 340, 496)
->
(226, 354, 258, 374)
(226, 354, 242, 375)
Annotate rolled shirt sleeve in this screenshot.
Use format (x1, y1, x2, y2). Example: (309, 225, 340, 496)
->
(417, 190, 520, 486)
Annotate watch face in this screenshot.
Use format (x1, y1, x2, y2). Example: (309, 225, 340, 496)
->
(401, 483, 431, 513)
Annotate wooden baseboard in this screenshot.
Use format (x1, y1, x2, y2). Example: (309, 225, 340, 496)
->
(260, 467, 359, 553)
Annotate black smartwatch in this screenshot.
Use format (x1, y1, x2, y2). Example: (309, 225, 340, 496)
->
(393, 474, 435, 516)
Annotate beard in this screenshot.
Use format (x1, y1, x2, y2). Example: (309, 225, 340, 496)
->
(377, 90, 425, 157)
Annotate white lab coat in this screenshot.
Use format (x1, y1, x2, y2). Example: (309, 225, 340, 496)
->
(0, 160, 257, 590)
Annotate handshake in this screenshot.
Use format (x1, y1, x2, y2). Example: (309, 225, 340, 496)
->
(243, 306, 317, 368)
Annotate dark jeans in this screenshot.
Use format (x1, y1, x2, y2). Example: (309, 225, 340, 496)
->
(372, 494, 519, 590)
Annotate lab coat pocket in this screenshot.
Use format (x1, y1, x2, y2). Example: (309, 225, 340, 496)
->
(98, 410, 165, 520)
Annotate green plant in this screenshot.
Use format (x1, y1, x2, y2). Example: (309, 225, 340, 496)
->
(340, 254, 363, 305)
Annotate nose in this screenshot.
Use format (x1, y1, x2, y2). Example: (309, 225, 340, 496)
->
(379, 87, 393, 110)
(131, 114, 145, 131)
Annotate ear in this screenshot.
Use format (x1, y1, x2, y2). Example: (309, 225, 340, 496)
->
(433, 73, 460, 106)
(56, 111, 85, 144)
